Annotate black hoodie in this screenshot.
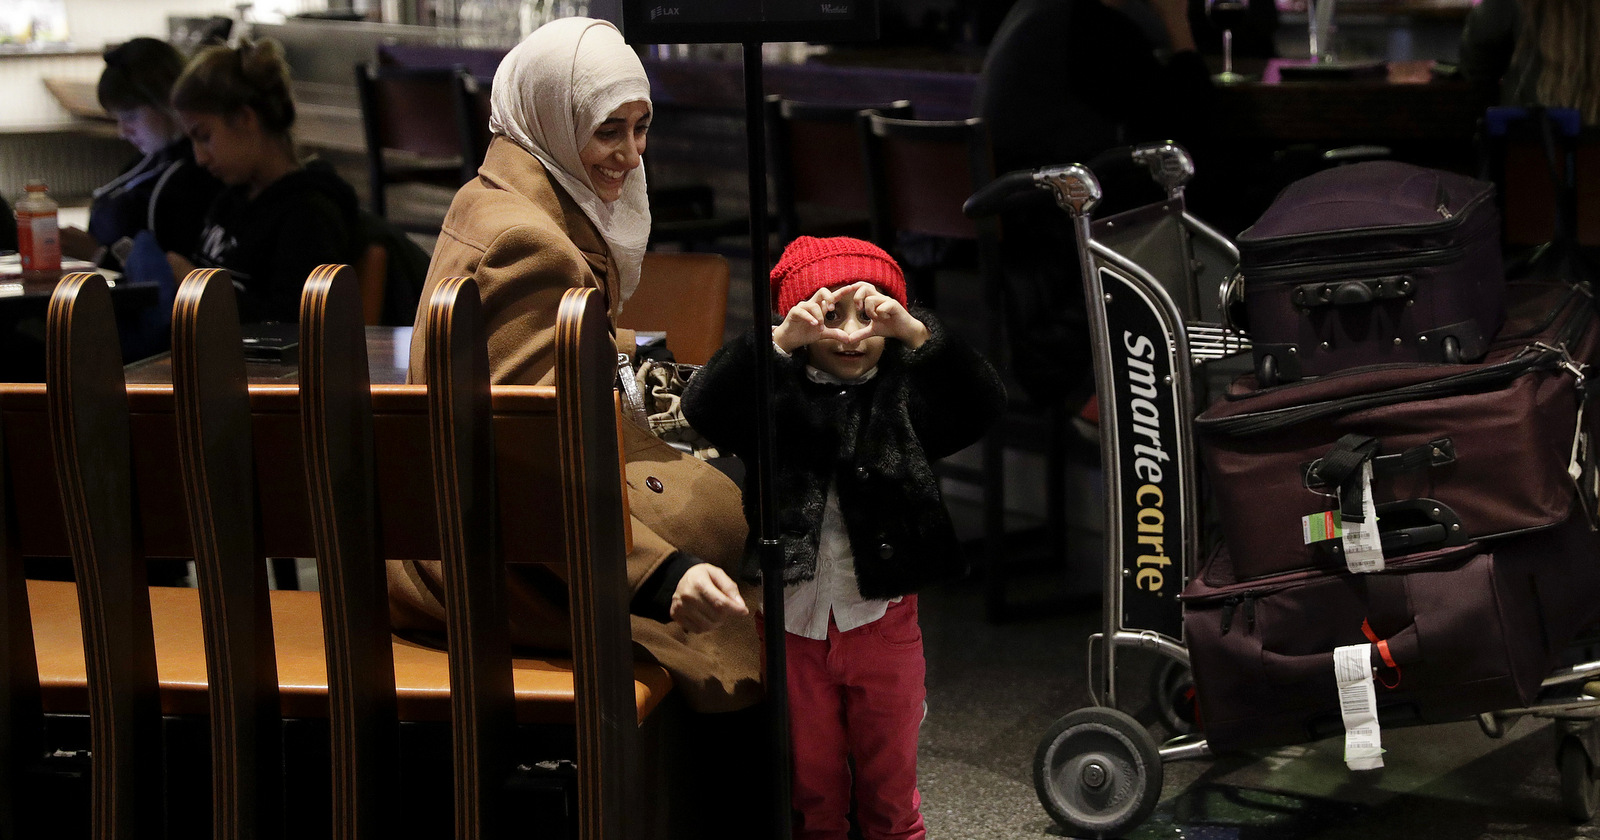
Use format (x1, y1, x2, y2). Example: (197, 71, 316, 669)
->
(191, 159, 362, 323)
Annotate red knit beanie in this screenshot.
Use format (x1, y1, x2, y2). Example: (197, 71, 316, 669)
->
(769, 236, 907, 316)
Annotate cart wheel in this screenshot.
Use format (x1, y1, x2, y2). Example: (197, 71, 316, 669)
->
(1442, 336, 1462, 364)
(1034, 707, 1163, 838)
(1259, 354, 1280, 387)
(1151, 659, 1198, 736)
(1560, 736, 1600, 822)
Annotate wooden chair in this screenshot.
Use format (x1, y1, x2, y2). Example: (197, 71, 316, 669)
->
(42, 271, 165, 839)
(9, 269, 672, 837)
(616, 252, 732, 365)
(766, 96, 913, 247)
(357, 62, 477, 227)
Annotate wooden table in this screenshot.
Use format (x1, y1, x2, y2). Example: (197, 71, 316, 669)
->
(0, 266, 158, 383)
(124, 326, 413, 385)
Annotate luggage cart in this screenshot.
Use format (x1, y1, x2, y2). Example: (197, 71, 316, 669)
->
(963, 143, 1600, 838)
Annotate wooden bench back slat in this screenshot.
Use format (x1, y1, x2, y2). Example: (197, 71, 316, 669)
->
(0, 399, 38, 840)
(299, 263, 405, 839)
(556, 287, 635, 840)
(425, 276, 516, 839)
(171, 267, 283, 839)
(45, 272, 162, 839)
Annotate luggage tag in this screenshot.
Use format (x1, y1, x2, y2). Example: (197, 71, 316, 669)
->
(1340, 461, 1385, 573)
(1334, 643, 1384, 771)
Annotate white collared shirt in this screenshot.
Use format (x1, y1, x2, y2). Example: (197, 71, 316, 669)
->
(777, 348, 895, 640)
(784, 481, 897, 640)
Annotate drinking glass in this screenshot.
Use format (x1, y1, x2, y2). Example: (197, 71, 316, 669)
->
(1206, 0, 1249, 84)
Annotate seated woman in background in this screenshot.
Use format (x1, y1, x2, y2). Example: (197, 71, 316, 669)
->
(1461, 0, 1600, 124)
(396, 16, 762, 716)
(59, 37, 223, 270)
(166, 38, 362, 322)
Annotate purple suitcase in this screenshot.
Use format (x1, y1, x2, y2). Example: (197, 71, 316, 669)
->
(1238, 161, 1504, 384)
(1196, 280, 1597, 584)
(1183, 514, 1600, 754)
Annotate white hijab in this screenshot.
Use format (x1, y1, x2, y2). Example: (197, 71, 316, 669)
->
(489, 17, 652, 303)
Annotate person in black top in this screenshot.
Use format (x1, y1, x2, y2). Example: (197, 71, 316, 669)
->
(974, 0, 1213, 406)
(58, 37, 223, 271)
(167, 38, 361, 323)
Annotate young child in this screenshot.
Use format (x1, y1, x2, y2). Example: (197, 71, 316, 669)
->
(682, 236, 1005, 840)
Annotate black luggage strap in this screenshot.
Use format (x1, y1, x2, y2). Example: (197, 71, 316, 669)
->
(1304, 438, 1457, 496)
(1309, 434, 1381, 522)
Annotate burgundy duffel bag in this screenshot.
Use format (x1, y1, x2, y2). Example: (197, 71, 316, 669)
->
(1182, 516, 1600, 755)
(1196, 280, 1598, 584)
(1237, 161, 1503, 384)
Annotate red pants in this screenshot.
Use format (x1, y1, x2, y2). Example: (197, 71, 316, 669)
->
(779, 596, 927, 840)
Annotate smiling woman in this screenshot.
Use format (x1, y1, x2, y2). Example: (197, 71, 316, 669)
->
(398, 17, 764, 719)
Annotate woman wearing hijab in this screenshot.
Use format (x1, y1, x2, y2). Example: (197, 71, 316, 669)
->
(393, 18, 763, 718)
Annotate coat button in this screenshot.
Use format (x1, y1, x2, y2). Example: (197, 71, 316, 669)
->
(878, 543, 894, 559)
(646, 476, 664, 493)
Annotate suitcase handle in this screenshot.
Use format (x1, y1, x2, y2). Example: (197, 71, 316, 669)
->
(1291, 276, 1415, 309)
(1262, 623, 1421, 685)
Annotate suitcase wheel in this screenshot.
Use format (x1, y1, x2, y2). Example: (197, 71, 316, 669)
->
(1034, 706, 1163, 838)
(1259, 353, 1280, 386)
(1559, 735, 1600, 822)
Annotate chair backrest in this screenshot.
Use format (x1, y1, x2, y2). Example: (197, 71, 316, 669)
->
(766, 96, 914, 244)
(11, 271, 636, 838)
(422, 281, 634, 840)
(170, 267, 284, 839)
(296, 264, 401, 838)
(1486, 108, 1600, 250)
(43, 272, 164, 839)
(616, 252, 732, 365)
(860, 113, 995, 245)
(355, 62, 474, 219)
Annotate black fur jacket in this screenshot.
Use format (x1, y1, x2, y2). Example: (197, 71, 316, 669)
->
(681, 308, 1006, 599)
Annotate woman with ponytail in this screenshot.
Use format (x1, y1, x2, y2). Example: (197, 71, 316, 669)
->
(168, 38, 362, 322)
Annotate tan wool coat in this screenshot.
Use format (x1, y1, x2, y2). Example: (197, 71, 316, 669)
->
(391, 136, 762, 712)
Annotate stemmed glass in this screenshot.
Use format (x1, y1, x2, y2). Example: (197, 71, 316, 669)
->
(1206, 0, 1250, 84)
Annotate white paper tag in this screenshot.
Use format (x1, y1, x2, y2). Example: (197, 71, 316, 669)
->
(1335, 643, 1384, 771)
(1340, 461, 1384, 573)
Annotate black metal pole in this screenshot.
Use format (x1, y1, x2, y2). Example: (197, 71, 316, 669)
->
(742, 39, 793, 840)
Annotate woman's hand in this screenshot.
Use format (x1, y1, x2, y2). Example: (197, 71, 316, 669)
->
(58, 226, 101, 262)
(839, 282, 930, 350)
(670, 562, 749, 633)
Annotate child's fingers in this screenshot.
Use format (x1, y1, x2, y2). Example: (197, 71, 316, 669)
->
(843, 325, 874, 344)
(819, 327, 854, 343)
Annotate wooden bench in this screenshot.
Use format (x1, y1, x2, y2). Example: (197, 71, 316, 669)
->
(4, 268, 671, 838)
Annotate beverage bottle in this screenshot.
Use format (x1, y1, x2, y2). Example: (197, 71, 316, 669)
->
(15, 180, 61, 278)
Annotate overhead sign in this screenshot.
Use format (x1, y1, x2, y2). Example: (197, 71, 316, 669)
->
(620, 0, 879, 45)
